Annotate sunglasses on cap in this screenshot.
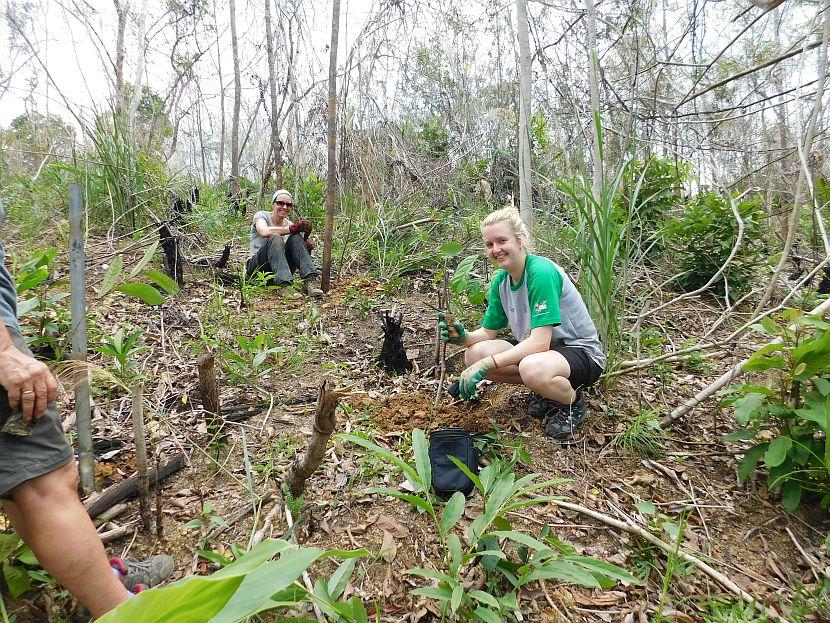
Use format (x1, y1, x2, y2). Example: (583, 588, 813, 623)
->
(274, 200, 294, 208)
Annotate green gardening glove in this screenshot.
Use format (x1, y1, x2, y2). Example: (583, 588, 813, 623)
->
(458, 356, 496, 400)
(438, 312, 467, 345)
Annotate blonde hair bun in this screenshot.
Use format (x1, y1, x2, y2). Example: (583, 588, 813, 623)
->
(481, 206, 531, 250)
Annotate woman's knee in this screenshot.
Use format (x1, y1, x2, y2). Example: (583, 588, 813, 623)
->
(464, 341, 498, 366)
(518, 354, 547, 385)
(11, 462, 79, 505)
(266, 235, 285, 251)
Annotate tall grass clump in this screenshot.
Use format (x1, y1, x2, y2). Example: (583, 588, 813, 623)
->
(555, 117, 640, 367)
(87, 112, 167, 232)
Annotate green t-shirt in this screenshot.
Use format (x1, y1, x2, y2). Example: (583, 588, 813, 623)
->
(481, 254, 606, 370)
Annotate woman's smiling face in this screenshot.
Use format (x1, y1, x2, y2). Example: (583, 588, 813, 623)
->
(483, 222, 524, 272)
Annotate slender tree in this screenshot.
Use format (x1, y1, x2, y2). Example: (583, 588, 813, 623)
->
(516, 0, 532, 233)
(263, 0, 282, 190)
(322, 0, 341, 292)
(229, 0, 241, 182)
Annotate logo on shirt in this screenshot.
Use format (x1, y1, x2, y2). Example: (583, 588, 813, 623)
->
(534, 300, 548, 313)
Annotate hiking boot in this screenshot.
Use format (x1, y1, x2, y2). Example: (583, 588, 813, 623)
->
(110, 555, 174, 592)
(303, 276, 323, 298)
(542, 392, 588, 439)
(527, 393, 566, 421)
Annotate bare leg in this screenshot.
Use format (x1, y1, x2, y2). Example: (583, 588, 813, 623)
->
(517, 351, 575, 404)
(3, 462, 130, 618)
(464, 341, 575, 404)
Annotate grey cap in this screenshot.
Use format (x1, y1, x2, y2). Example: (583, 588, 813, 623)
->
(271, 189, 292, 203)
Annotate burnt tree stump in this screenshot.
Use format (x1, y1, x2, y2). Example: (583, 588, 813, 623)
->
(158, 221, 184, 286)
(377, 310, 412, 374)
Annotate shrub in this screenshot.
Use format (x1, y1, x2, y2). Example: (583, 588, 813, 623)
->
(662, 189, 767, 297)
(723, 309, 830, 511)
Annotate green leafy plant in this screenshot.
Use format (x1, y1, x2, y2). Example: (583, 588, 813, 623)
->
(450, 253, 488, 306)
(662, 189, 767, 298)
(611, 410, 665, 458)
(13, 248, 70, 358)
(0, 532, 47, 600)
(723, 309, 830, 511)
(95, 325, 150, 382)
(341, 429, 638, 621)
(97, 241, 181, 306)
(96, 538, 369, 623)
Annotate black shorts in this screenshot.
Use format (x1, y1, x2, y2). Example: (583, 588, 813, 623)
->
(509, 338, 604, 391)
(0, 327, 74, 499)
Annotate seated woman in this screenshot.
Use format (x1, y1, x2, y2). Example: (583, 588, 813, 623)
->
(246, 189, 322, 297)
(440, 207, 605, 438)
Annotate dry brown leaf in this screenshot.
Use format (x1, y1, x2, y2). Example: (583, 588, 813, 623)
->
(570, 590, 627, 606)
(381, 529, 397, 562)
(376, 514, 407, 536)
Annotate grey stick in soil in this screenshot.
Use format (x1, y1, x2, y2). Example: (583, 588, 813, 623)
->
(130, 383, 151, 533)
(69, 183, 94, 493)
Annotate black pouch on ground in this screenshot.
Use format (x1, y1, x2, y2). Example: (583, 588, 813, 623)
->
(429, 427, 480, 499)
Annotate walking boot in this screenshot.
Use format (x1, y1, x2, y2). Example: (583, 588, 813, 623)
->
(110, 554, 174, 592)
(303, 275, 323, 298)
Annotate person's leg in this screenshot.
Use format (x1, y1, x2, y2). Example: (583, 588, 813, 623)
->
(264, 236, 294, 284)
(516, 351, 576, 405)
(3, 463, 130, 618)
(464, 339, 524, 384)
(284, 234, 317, 279)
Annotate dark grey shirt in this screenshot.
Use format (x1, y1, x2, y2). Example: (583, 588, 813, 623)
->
(0, 201, 19, 332)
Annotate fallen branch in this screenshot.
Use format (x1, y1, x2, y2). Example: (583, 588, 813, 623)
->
(662, 296, 830, 426)
(285, 381, 350, 499)
(85, 453, 187, 519)
(548, 499, 792, 623)
(206, 491, 274, 541)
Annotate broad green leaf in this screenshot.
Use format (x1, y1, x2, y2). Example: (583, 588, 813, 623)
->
(752, 343, 784, 357)
(451, 584, 463, 612)
(3, 563, 31, 598)
(722, 428, 757, 442)
(439, 242, 464, 258)
(738, 443, 768, 482)
(0, 532, 22, 562)
(635, 501, 656, 515)
(473, 606, 502, 623)
(15, 297, 40, 318)
(781, 480, 803, 512)
(813, 377, 830, 396)
(448, 455, 483, 494)
(98, 256, 124, 297)
(115, 282, 165, 305)
(16, 267, 48, 293)
(486, 531, 548, 551)
(742, 357, 787, 372)
(469, 590, 499, 608)
(440, 492, 466, 537)
(732, 393, 766, 426)
(327, 558, 356, 600)
(339, 435, 420, 485)
(447, 533, 462, 576)
(146, 269, 181, 295)
(129, 240, 159, 277)
(210, 548, 325, 623)
(521, 561, 601, 588)
(562, 556, 640, 585)
(410, 586, 453, 601)
(367, 488, 434, 515)
(413, 429, 431, 493)
(764, 436, 792, 468)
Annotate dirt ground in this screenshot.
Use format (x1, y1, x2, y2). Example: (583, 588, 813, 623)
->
(3, 249, 829, 622)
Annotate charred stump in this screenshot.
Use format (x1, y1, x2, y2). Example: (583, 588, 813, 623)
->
(197, 348, 224, 440)
(819, 265, 830, 294)
(158, 221, 184, 286)
(377, 310, 412, 374)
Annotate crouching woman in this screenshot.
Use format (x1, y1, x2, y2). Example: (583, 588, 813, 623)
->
(440, 207, 605, 438)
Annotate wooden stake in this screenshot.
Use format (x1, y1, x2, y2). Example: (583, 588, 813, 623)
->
(130, 383, 151, 534)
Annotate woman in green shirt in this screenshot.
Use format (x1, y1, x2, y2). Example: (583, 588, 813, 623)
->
(440, 207, 605, 438)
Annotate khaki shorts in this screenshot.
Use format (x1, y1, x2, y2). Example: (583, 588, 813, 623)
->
(0, 326, 74, 499)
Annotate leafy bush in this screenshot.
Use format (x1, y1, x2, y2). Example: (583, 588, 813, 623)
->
(662, 190, 767, 297)
(13, 248, 70, 359)
(723, 310, 830, 511)
(341, 429, 639, 622)
(96, 538, 368, 623)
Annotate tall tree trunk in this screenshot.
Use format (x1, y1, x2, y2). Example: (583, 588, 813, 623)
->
(585, 0, 602, 204)
(516, 0, 532, 234)
(127, 0, 147, 132)
(264, 0, 282, 191)
(229, 0, 241, 181)
(322, 0, 341, 293)
(113, 0, 128, 118)
(753, 0, 830, 317)
(213, 0, 225, 180)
